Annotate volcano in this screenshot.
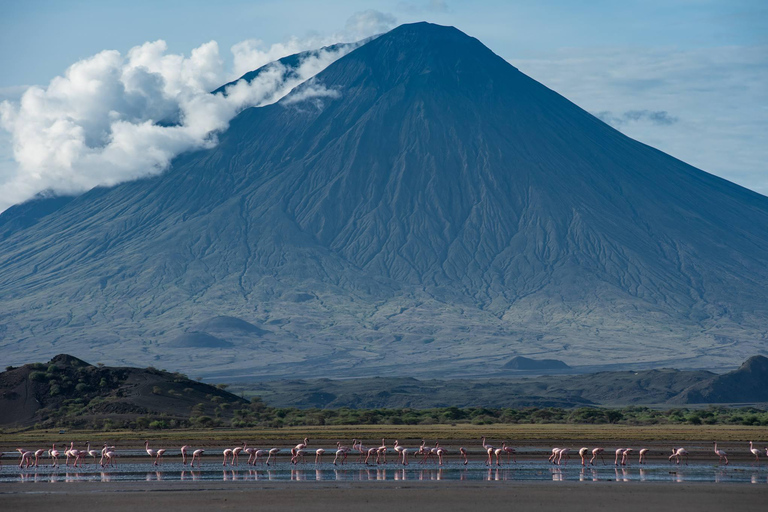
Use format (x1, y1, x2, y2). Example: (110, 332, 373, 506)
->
(1, 23, 767, 378)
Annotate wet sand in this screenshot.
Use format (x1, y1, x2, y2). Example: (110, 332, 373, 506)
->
(2, 480, 766, 511)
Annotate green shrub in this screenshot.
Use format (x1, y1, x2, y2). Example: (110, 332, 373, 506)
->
(30, 371, 47, 382)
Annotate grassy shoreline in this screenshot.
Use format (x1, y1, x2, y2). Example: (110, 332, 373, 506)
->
(3, 423, 767, 445)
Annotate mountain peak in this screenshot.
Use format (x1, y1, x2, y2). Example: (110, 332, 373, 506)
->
(315, 22, 515, 93)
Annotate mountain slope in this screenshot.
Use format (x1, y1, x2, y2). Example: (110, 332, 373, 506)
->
(1, 23, 767, 378)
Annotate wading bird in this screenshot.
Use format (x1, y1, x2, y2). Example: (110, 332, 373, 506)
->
(713, 442, 728, 465)
(590, 447, 605, 465)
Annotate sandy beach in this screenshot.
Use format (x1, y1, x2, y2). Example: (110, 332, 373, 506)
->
(2, 480, 766, 511)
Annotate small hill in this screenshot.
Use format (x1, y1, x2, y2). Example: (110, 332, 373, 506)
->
(503, 356, 570, 371)
(672, 355, 768, 404)
(0, 354, 247, 428)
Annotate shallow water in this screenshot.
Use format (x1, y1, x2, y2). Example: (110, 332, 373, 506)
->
(2, 462, 767, 484)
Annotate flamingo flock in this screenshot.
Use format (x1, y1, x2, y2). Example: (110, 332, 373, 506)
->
(5, 438, 765, 469)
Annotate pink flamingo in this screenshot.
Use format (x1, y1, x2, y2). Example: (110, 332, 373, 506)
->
(579, 447, 590, 466)
(333, 442, 350, 465)
(494, 443, 505, 466)
(621, 448, 633, 466)
(222, 448, 234, 466)
(414, 441, 430, 464)
(85, 442, 100, 464)
(17, 449, 32, 468)
(557, 448, 571, 466)
(292, 449, 307, 464)
(364, 446, 379, 465)
(669, 448, 688, 465)
(190, 449, 204, 467)
(713, 442, 728, 465)
(33, 449, 46, 467)
(145, 441, 165, 465)
(459, 447, 468, 465)
(315, 448, 325, 464)
(266, 448, 280, 465)
(502, 443, 516, 463)
(590, 447, 605, 465)
(181, 445, 190, 465)
(100, 445, 117, 467)
(749, 442, 760, 465)
(376, 439, 387, 464)
(354, 440, 367, 462)
(614, 448, 625, 466)
(481, 437, 494, 465)
(49, 444, 60, 467)
(549, 448, 562, 464)
(638, 448, 649, 464)
(68, 442, 86, 467)
(65, 442, 76, 466)
(232, 442, 245, 466)
(244, 446, 258, 464)
(393, 440, 404, 462)
(426, 442, 441, 464)
(251, 449, 268, 465)
(435, 444, 446, 466)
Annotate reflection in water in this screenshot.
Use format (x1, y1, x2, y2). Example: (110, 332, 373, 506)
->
(2, 462, 767, 484)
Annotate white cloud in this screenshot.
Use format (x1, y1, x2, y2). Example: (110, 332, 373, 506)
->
(345, 10, 397, 38)
(514, 45, 768, 195)
(0, 12, 394, 212)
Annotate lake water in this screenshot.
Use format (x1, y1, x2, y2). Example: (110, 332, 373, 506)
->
(2, 461, 767, 484)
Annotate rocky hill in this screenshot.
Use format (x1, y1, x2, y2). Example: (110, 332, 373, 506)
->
(0, 354, 247, 428)
(1, 23, 768, 378)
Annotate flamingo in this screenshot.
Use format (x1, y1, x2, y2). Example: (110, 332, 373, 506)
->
(494, 443, 506, 466)
(482, 437, 494, 465)
(435, 444, 446, 466)
(459, 447, 468, 465)
(232, 442, 245, 466)
(557, 448, 571, 466)
(266, 448, 280, 465)
(638, 448, 649, 464)
(49, 444, 60, 467)
(669, 448, 688, 465)
(549, 448, 562, 464)
(414, 441, 430, 464)
(17, 449, 32, 468)
(393, 440, 404, 461)
(590, 447, 605, 465)
(181, 445, 190, 465)
(222, 448, 234, 466)
(145, 441, 165, 466)
(85, 442, 100, 464)
(315, 448, 325, 464)
(614, 448, 625, 466)
(100, 445, 117, 467)
(65, 442, 76, 466)
(401, 447, 412, 466)
(749, 441, 761, 465)
(426, 442, 441, 464)
(292, 449, 307, 465)
(333, 443, 350, 466)
(251, 449, 268, 465)
(376, 439, 387, 464)
(621, 448, 633, 466)
(190, 449, 205, 467)
(33, 449, 46, 467)
(354, 440, 367, 462)
(713, 442, 728, 465)
(364, 446, 379, 465)
(579, 447, 590, 466)
(68, 443, 86, 467)
(504, 443, 516, 463)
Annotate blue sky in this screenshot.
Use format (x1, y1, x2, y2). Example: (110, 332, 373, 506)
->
(0, 0, 766, 208)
